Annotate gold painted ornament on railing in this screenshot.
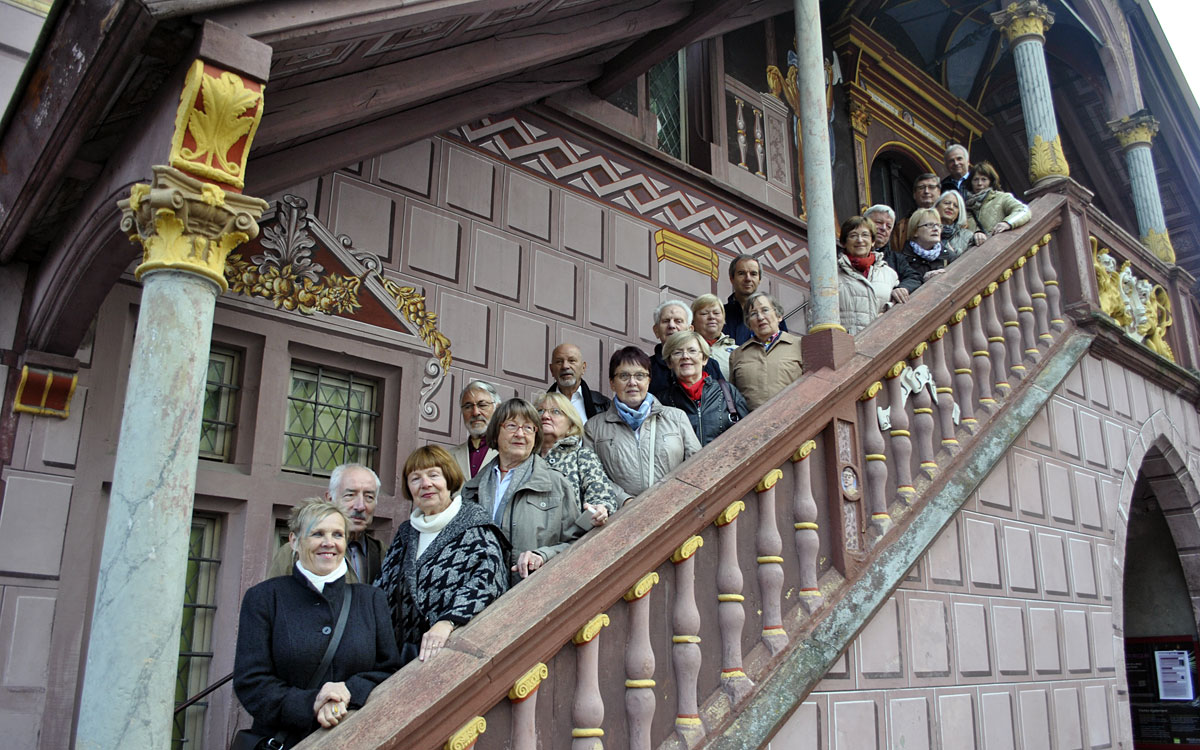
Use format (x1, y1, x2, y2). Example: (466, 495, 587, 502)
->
(508, 663, 549, 702)
(444, 716, 487, 750)
(1090, 237, 1174, 361)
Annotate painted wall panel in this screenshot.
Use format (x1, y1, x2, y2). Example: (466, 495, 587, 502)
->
(0, 475, 71, 577)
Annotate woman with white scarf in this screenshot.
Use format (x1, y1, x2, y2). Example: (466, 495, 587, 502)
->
(376, 445, 508, 665)
(897, 206, 957, 285)
(585, 346, 700, 497)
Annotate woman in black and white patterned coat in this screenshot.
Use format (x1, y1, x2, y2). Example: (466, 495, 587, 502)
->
(376, 445, 509, 665)
(535, 392, 629, 526)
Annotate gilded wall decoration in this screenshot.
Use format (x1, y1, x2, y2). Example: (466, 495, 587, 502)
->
(170, 60, 265, 190)
(1091, 237, 1174, 361)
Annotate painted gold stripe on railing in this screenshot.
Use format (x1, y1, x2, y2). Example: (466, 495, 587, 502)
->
(757, 556, 784, 564)
(913, 407, 933, 414)
(625, 679, 655, 688)
(718, 594, 745, 602)
(572, 728, 604, 738)
(794, 522, 819, 530)
(889, 429, 910, 437)
(672, 635, 701, 644)
(865, 453, 887, 461)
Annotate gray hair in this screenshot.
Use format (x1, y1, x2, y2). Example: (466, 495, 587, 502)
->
(743, 291, 784, 318)
(459, 379, 501, 406)
(936, 190, 968, 230)
(863, 204, 896, 223)
(662, 330, 712, 361)
(652, 299, 693, 326)
(944, 143, 968, 160)
(328, 463, 381, 497)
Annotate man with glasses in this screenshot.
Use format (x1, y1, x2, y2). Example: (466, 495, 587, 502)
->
(891, 173, 941, 253)
(449, 379, 501, 479)
(546, 343, 609, 424)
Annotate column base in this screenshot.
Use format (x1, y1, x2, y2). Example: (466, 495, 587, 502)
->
(801, 328, 856, 371)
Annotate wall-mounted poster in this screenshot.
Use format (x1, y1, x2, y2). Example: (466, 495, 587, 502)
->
(1128, 636, 1200, 748)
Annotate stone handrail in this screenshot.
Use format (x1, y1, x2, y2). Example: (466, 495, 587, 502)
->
(296, 193, 1070, 750)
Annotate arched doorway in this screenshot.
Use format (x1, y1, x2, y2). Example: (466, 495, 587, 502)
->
(869, 146, 928, 220)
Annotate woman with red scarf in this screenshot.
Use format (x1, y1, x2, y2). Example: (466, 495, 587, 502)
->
(837, 215, 900, 335)
(653, 331, 749, 446)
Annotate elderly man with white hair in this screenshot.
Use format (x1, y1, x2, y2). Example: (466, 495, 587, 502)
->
(449, 379, 501, 479)
(647, 299, 724, 395)
(941, 143, 972, 195)
(863, 204, 922, 302)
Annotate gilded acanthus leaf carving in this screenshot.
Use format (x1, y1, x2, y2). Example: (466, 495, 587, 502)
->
(182, 71, 262, 179)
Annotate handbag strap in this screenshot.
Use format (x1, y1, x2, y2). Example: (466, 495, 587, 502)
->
(308, 585, 353, 689)
(717, 379, 738, 419)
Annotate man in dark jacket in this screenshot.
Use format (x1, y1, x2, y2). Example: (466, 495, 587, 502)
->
(649, 300, 723, 395)
(864, 204, 922, 299)
(722, 253, 788, 345)
(547, 343, 610, 423)
(941, 143, 972, 195)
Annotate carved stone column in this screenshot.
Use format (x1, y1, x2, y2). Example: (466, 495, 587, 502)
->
(1109, 112, 1176, 264)
(992, 1, 1069, 184)
(75, 49, 269, 750)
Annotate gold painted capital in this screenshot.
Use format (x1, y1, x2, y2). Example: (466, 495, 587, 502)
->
(992, 1, 1054, 45)
(1109, 113, 1159, 150)
(508, 663, 549, 701)
(756, 468, 784, 492)
(1030, 134, 1070, 182)
(445, 717, 487, 750)
(966, 294, 983, 309)
(573, 614, 610, 645)
(655, 229, 719, 280)
(909, 341, 928, 360)
(885, 361, 906, 379)
(860, 380, 883, 401)
(792, 438, 817, 462)
(1143, 228, 1176, 264)
(170, 60, 265, 190)
(983, 282, 999, 296)
(119, 165, 267, 291)
(672, 535, 704, 563)
(624, 571, 660, 601)
(716, 500, 746, 526)
(951, 308, 968, 324)
(929, 324, 949, 341)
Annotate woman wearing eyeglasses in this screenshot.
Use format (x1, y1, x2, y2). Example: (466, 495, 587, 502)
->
(837, 215, 901, 336)
(654, 330, 748, 446)
(534, 391, 627, 526)
(461, 398, 585, 584)
(730, 291, 805, 410)
(897, 207, 956, 284)
(585, 346, 701, 497)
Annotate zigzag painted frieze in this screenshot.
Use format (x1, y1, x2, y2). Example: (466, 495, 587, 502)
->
(451, 114, 810, 282)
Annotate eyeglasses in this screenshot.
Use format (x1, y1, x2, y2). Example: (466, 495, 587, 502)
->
(537, 407, 566, 417)
(461, 400, 495, 412)
(747, 307, 776, 320)
(669, 347, 703, 359)
(846, 231, 873, 242)
(916, 222, 940, 230)
(613, 371, 650, 383)
(501, 422, 536, 435)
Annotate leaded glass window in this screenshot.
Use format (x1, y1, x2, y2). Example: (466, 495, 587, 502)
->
(172, 514, 221, 749)
(199, 347, 240, 462)
(283, 364, 379, 476)
(648, 51, 685, 160)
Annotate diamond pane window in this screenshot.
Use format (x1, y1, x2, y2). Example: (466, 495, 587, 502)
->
(172, 514, 221, 749)
(199, 348, 240, 462)
(648, 51, 685, 160)
(283, 364, 379, 476)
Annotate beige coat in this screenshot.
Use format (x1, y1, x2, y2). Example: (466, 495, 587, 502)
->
(729, 331, 805, 410)
(837, 252, 899, 335)
(968, 189, 1030, 234)
(584, 400, 700, 497)
(448, 438, 498, 480)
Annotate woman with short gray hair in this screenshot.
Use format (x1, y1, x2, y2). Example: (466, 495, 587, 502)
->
(729, 292, 804, 410)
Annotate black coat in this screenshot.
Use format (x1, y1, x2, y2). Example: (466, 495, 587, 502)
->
(881, 247, 924, 293)
(547, 378, 611, 419)
(234, 568, 402, 748)
(654, 375, 749, 446)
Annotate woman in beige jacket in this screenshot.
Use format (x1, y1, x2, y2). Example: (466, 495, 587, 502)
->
(729, 292, 805, 410)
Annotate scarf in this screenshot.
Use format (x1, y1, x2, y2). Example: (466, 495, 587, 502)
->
(941, 223, 957, 241)
(848, 252, 875, 276)
(966, 188, 991, 214)
(754, 330, 782, 352)
(410, 495, 462, 557)
(296, 559, 347, 593)
(909, 239, 943, 262)
(615, 393, 654, 431)
(679, 372, 706, 402)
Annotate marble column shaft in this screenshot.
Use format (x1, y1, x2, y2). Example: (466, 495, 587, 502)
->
(1011, 39, 1060, 151)
(1125, 144, 1167, 237)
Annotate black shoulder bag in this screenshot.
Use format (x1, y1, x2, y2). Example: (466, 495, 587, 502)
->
(230, 586, 354, 750)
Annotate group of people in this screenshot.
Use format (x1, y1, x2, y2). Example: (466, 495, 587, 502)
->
(228, 143, 1027, 748)
(836, 145, 1030, 334)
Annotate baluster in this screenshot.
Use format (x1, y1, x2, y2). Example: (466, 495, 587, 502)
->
(791, 440, 823, 613)
(447, 717, 487, 750)
(996, 268, 1026, 382)
(906, 343, 938, 479)
(755, 470, 788, 654)
(858, 381, 892, 537)
(966, 294, 996, 412)
(623, 573, 659, 750)
(671, 536, 705, 746)
(982, 282, 1010, 397)
(735, 98, 749, 170)
(753, 108, 766, 177)
(883, 361, 915, 503)
(509, 663, 549, 750)
(1038, 234, 1065, 331)
(1010, 255, 1040, 363)
(927, 326, 959, 450)
(714, 502, 753, 703)
(1025, 242, 1053, 345)
(572, 615, 610, 750)
(949, 309, 978, 432)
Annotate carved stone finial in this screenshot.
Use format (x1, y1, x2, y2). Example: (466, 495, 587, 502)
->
(1108, 112, 1160, 150)
(992, 1, 1055, 45)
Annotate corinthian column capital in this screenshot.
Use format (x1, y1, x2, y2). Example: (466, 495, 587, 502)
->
(992, 1, 1055, 46)
(1108, 111, 1160, 150)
